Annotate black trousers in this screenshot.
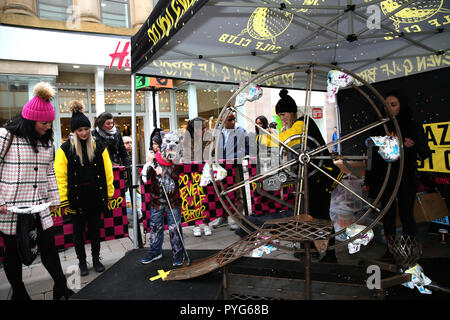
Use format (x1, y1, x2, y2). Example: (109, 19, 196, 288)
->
(381, 171, 417, 237)
(0, 220, 67, 297)
(71, 210, 102, 263)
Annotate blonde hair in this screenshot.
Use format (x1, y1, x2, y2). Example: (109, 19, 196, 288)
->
(281, 111, 300, 132)
(71, 130, 95, 165)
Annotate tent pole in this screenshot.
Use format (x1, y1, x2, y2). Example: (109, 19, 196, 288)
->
(131, 73, 138, 249)
(152, 87, 157, 128)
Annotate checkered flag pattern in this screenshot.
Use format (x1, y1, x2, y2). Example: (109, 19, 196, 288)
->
(248, 159, 295, 216)
(52, 166, 128, 250)
(140, 161, 238, 232)
(140, 159, 295, 233)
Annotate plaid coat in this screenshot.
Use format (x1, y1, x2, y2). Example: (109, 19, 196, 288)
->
(0, 128, 60, 235)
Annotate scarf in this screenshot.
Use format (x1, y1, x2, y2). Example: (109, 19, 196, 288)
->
(155, 151, 172, 166)
(96, 126, 117, 140)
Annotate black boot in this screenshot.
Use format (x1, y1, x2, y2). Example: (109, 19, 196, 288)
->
(319, 249, 338, 263)
(11, 282, 31, 300)
(93, 258, 105, 273)
(79, 261, 89, 277)
(53, 284, 75, 300)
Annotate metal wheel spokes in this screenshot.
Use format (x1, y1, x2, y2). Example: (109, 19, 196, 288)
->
(229, 104, 300, 157)
(293, 66, 314, 217)
(220, 158, 298, 196)
(308, 118, 391, 157)
(210, 61, 404, 254)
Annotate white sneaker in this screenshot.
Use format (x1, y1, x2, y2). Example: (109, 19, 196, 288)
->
(229, 221, 239, 231)
(229, 218, 239, 230)
(203, 226, 212, 236)
(193, 226, 201, 237)
(212, 217, 228, 229)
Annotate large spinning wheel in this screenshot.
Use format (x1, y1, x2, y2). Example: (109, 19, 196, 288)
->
(166, 62, 404, 283)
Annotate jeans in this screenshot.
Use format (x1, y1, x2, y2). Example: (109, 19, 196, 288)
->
(147, 206, 184, 264)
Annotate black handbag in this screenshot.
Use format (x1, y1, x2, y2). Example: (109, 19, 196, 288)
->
(16, 213, 38, 266)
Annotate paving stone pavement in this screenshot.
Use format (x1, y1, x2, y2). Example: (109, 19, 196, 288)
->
(0, 221, 448, 300)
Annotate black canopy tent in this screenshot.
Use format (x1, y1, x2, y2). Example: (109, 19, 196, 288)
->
(131, 0, 450, 90)
(128, 0, 450, 248)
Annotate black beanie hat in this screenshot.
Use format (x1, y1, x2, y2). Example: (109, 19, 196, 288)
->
(150, 127, 163, 149)
(275, 89, 297, 114)
(69, 100, 91, 132)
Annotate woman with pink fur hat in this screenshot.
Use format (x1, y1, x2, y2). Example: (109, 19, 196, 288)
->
(0, 82, 74, 300)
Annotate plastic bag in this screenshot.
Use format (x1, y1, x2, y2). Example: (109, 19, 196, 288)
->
(345, 224, 374, 254)
(371, 135, 400, 162)
(200, 163, 228, 186)
(329, 177, 365, 240)
(235, 81, 263, 107)
(402, 264, 432, 294)
(251, 244, 277, 257)
(327, 70, 354, 103)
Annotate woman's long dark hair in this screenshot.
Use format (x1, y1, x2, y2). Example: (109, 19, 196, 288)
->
(384, 90, 414, 136)
(4, 113, 54, 153)
(255, 115, 268, 135)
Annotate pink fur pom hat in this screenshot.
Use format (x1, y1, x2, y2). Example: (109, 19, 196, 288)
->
(21, 82, 56, 122)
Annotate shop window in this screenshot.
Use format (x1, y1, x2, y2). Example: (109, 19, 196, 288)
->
(105, 89, 131, 113)
(91, 89, 144, 113)
(177, 116, 189, 133)
(0, 76, 55, 126)
(60, 118, 72, 142)
(197, 84, 235, 130)
(38, 0, 72, 22)
(0, 76, 8, 127)
(101, 0, 129, 28)
(175, 89, 188, 113)
(158, 90, 171, 112)
(159, 118, 171, 132)
(58, 88, 88, 113)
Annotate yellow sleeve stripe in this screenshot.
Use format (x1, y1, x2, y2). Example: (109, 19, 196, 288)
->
(54, 147, 69, 205)
(102, 148, 115, 199)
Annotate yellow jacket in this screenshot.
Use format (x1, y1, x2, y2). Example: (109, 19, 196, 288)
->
(54, 139, 114, 211)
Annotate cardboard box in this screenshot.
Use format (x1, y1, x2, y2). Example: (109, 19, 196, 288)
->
(396, 192, 449, 226)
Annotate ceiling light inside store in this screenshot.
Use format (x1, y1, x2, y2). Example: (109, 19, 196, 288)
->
(101, 3, 106, 7)
(73, 65, 80, 69)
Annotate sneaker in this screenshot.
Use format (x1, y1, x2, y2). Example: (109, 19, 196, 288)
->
(193, 226, 201, 237)
(173, 260, 184, 267)
(203, 225, 212, 236)
(140, 253, 163, 264)
(212, 217, 228, 229)
(229, 220, 239, 231)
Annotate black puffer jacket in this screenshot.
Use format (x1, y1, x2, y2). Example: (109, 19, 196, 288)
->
(92, 128, 130, 167)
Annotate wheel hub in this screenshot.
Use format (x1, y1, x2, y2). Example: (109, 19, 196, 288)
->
(299, 152, 310, 164)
